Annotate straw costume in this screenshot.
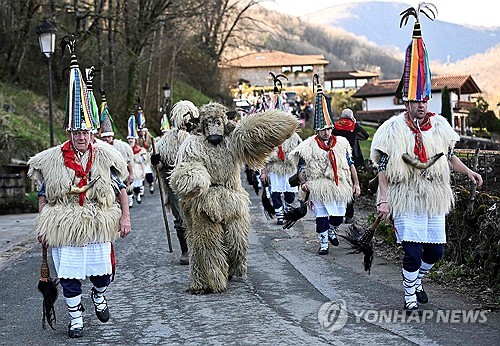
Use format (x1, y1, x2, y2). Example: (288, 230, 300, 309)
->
(170, 102, 298, 294)
(28, 35, 130, 338)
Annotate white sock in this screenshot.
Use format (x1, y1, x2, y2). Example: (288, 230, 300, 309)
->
(92, 287, 107, 311)
(66, 295, 83, 329)
(416, 261, 434, 292)
(402, 269, 419, 306)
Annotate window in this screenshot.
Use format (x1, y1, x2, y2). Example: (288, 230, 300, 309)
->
(332, 80, 344, 88)
(303, 65, 313, 73)
(345, 79, 356, 88)
(292, 66, 302, 73)
(281, 66, 291, 73)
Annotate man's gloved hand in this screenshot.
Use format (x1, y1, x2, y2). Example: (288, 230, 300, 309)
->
(151, 153, 161, 165)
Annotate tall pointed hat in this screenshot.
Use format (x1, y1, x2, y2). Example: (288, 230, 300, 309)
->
(60, 35, 94, 131)
(160, 113, 171, 133)
(85, 66, 100, 133)
(99, 89, 118, 137)
(312, 74, 333, 131)
(127, 114, 138, 139)
(396, 3, 437, 102)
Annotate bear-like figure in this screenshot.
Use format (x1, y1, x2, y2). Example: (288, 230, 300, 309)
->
(170, 102, 299, 293)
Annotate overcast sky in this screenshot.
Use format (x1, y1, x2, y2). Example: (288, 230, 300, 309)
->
(261, 0, 500, 28)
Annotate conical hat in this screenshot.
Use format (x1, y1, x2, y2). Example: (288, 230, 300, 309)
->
(160, 114, 171, 133)
(396, 3, 437, 101)
(85, 66, 100, 132)
(99, 90, 117, 137)
(127, 114, 138, 139)
(61, 35, 94, 132)
(313, 76, 333, 131)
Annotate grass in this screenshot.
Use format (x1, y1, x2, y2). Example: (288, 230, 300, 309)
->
(359, 125, 377, 161)
(172, 80, 212, 106)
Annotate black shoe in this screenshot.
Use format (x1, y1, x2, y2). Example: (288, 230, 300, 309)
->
(318, 247, 329, 255)
(329, 235, 339, 246)
(91, 288, 110, 323)
(68, 324, 83, 338)
(416, 289, 428, 304)
(179, 252, 189, 265)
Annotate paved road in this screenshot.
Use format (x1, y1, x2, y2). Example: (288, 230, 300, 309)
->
(0, 182, 498, 345)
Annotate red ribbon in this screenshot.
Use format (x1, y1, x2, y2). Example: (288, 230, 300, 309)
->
(404, 111, 434, 163)
(132, 144, 142, 155)
(334, 118, 355, 132)
(110, 243, 116, 282)
(61, 141, 94, 206)
(277, 146, 285, 161)
(315, 135, 339, 186)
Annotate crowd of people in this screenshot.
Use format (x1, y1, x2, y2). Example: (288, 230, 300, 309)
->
(27, 7, 484, 339)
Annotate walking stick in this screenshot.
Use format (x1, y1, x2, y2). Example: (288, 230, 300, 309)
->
(38, 244, 58, 329)
(151, 138, 173, 253)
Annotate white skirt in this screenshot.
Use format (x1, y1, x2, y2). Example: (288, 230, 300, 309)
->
(269, 172, 298, 193)
(310, 199, 346, 218)
(52, 242, 112, 280)
(393, 214, 446, 244)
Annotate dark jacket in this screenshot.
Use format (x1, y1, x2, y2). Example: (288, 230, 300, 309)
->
(332, 123, 369, 168)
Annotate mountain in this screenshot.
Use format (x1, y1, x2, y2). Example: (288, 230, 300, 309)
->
(302, 1, 500, 63)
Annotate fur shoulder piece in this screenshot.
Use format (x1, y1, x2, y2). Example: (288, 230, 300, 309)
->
(157, 129, 190, 166)
(27, 145, 64, 192)
(231, 110, 299, 168)
(94, 140, 128, 181)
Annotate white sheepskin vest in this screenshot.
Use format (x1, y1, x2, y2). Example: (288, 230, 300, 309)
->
(370, 113, 460, 216)
(156, 128, 189, 167)
(28, 141, 128, 246)
(112, 139, 133, 163)
(131, 146, 147, 178)
(289, 135, 353, 204)
(265, 132, 302, 176)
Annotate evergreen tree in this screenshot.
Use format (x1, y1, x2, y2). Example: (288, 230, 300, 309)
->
(441, 86, 452, 124)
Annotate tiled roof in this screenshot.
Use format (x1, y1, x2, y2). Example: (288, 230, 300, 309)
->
(324, 70, 379, 80)
(353, 75, 482, 98)
(224, 51, 329, 68)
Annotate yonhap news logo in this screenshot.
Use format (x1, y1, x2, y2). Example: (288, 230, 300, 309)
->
(317, 300, 349, 332)
(318, 300, 489, 332)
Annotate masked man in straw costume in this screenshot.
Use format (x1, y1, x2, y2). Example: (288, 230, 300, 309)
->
(371, 4, 482, 314)
(27, 36, 131, 338)
(151, 100, 200, 265)
(289, 77, 361, 256)
(170, 102, 298, 294)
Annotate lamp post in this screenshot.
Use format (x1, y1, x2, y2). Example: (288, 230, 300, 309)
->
(162, 83, 171, 114)
(36, 19, 57, 147)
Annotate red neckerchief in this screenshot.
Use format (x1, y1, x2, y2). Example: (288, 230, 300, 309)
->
(132, 144, 142, 155)
(277, 146, 285, 161)
(61, 141, 94, 206)
(404, 111, 434, 163)
(315, 135, 339, 186)
(334, 118, 355, 132)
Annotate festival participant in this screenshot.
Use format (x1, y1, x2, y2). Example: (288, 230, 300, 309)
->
(371, 4, 483, 314)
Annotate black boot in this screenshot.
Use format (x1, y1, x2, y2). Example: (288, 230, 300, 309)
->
(177, 227, 189, 265)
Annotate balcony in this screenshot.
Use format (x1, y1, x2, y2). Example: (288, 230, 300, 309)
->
(453, 100, 475, 112)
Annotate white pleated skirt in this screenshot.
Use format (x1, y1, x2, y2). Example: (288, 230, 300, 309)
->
(310, 199, 346, 218)
(269, 172, 298, 193)
(393, 214, 446, 244)
(52, 242, 112, 280)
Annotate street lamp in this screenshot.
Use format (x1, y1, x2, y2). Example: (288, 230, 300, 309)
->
(36, 19, 57, 147)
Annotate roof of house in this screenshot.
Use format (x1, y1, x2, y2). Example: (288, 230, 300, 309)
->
(223, 51, 329, 68)
(324, 70, 379, 81)
(353, 75, 482, 98)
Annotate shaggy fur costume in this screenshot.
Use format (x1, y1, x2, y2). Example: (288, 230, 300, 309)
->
(28, 140, 128, 246)
(265, 132, 302, 176)
(370, 112, 460, 216)
(156, 129, 190, 168)
(170, 103, 299, 293)
(288, 135, 353, 205)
